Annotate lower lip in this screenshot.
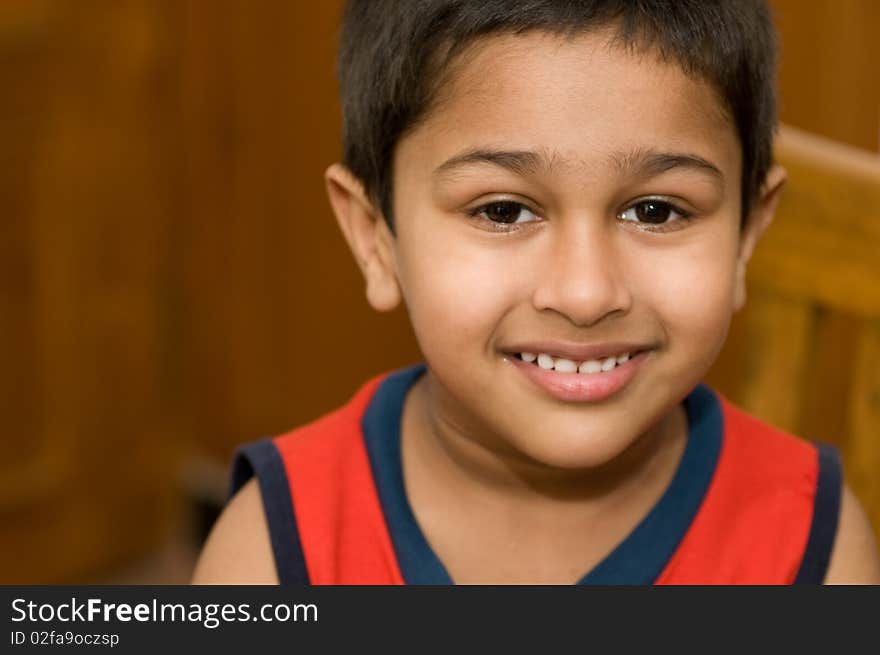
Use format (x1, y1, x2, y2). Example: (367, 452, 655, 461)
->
(507, 350, 651, 403)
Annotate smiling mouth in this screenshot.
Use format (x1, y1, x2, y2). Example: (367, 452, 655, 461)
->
(504, 347, 651, 403)
(511, 349, 647, 375)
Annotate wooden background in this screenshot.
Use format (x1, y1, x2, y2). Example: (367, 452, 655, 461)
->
(1, 0, 878, 583)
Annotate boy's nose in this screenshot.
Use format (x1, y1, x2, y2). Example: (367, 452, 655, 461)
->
(531, 222, 632, 328)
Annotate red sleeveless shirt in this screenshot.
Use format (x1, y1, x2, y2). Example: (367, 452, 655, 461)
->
(230, 364, 841, 584)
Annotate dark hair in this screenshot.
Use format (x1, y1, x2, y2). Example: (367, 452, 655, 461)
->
(336, 0, 778, 232)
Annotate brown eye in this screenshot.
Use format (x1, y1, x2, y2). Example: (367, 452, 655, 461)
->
(473, 201, 539, 225)
(635, 201, 672, 224)
(619, 199, 691, 229)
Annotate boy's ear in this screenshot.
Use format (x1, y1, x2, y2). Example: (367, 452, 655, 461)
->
(324, 163, 402, 312)
(733, 163, 787, 312)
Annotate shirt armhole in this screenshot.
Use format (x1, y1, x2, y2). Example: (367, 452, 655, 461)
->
(229, 438, 311, 585)
(793, 442, 843, 584)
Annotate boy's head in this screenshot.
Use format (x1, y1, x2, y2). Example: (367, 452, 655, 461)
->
(325, 0, 787, 469)
(334, 0, 780, 232)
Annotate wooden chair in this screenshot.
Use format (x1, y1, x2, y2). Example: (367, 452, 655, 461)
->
(706, 124, 880, 543)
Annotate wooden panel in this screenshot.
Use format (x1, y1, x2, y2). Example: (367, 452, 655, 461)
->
(735, 289, 813, 433)
(848, 321, 880, 542)
(0, 1, 58, 507)
(177, 0, 421, 462)
(0, 0, 182, 583)
(798, 310, 859, 449)
(747, 126, 880, 319)
(771, 0, 880, 151)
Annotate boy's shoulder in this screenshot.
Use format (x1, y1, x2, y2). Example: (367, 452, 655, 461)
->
(191, 477, 278, 584)
(189, 370, 390, 585)
(689, 388, 880, 583)
(825, 483, 880, 583)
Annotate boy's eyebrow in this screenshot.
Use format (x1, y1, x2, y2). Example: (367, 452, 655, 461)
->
(432, 147, 725, 191)
(433, 149, 551, 179)
(610, 147, 725, 190)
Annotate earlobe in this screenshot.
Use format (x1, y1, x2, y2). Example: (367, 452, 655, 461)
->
(324, 163, 402, 312)
(733, 163, 788, 312)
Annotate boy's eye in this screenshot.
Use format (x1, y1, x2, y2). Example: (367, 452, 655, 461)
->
(469, 200, 540, 226)
(618, 199, 692, 229)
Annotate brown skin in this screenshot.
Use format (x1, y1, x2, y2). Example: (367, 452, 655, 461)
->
(191, 28, 880, 584)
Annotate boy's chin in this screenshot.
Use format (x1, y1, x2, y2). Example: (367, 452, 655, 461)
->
(506, 426, 650, 475)
(497, 396, 687, 478)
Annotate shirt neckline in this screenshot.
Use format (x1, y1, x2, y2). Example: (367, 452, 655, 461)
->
(361, 363, 724, 585)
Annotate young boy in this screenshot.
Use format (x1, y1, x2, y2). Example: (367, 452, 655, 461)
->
(193, 0, 880, 584)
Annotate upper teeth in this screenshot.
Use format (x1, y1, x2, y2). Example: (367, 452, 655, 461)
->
(521, 351, 632, 374)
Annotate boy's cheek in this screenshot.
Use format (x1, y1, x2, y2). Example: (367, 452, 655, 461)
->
(396, 226, 516, 327)
(404, 261, 509, 343)
(645, 257, 738, 359)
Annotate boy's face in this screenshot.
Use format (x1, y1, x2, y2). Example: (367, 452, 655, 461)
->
(328, 28, 785, 470)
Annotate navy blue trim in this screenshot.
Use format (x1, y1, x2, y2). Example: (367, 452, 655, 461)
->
(794, 443, 842, 584)
(362, 364, 453, 584)
(361, 363, 724, 585)
(229, 439, 310, 585)
(578, 383, 723, 584)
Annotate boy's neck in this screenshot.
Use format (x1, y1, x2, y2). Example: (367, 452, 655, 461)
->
(401, 370, 689, 510)
(399, 371, 690, 583)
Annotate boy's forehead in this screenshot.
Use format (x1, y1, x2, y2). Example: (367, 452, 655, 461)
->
(436, 28, 731, 125)
(408, 29, 739, 181)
